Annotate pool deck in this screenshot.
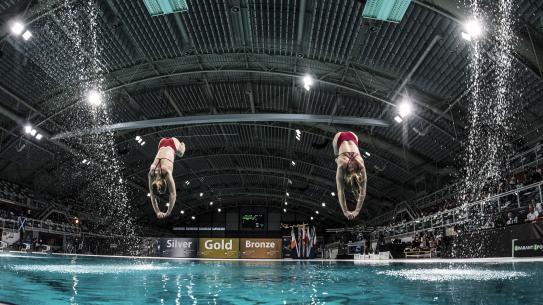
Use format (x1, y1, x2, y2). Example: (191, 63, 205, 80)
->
(3, 251, 543, 263)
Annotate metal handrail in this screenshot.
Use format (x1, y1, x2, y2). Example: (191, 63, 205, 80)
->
(367, 162, 542, 227)
(376, 181, 543, 239)
(0, 216, 81, 237)
(509, 143, 542, 163)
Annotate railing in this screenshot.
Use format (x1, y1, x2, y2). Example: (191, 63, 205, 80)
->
(366, 183, 461, 226)
(375, 181, 543, 240)
(82, 232, 127, 239)
(367, 145, 542, 227)
(509, 143, 543, 174)
(0, 197, 48, 211)
(366, 200, 427, 227)
(0, 217, 81, 237)
(1, 194, 102, 226)
(412, 184, 459, 211)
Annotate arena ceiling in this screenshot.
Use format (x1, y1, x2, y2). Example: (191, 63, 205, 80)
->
(0, 0, 542, 227)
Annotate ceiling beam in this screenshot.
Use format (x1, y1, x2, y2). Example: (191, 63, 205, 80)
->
(313, 124, 455, 176)
(36, 66, 396, 127)
(171, 199, 344, 226)
(372, 35, 443, 134)
(115, 122, 419, 182)
(296, 0, 307, 50)
(51, 113, 389, 139)
(177, 186, 345, 217)
(0, 126, 54, 157)
(125, 147, 409, 199)
(169, 191, 346, 225)
(0, 102, 78, 156)
(32, 52, 463, 139)
(163, 89, 184, 116)
(392, 35, 442, 102)
(171, 167, 396, 206)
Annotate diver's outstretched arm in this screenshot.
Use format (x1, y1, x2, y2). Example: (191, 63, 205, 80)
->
(148, 172, 161, 217)
(336, 166, 353, 219)
(160, 172, 177, 218)
(351, 165, 367, 218)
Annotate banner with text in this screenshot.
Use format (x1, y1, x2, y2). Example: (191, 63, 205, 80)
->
(198, 238, 239, 258)
(513, 239, 543, 257)
(239, 238, 282, 259)
(158, 238, 198, 258)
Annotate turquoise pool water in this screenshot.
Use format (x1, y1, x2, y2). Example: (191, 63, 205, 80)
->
(0, 254, 539, 304)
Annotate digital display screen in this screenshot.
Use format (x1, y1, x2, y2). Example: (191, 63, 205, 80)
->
(241, 214, 265, 229)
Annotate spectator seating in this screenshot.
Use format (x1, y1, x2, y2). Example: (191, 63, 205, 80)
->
(403, 248, 437, 258)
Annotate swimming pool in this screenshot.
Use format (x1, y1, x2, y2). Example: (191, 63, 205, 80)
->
(0, 253, 540, 305)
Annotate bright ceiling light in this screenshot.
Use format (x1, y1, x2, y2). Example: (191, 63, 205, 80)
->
(286, 192, 289, 197)
(166, 203, 170, 207)
(310, 216, 314, 220)
(217, 208, 221, 212)
(365, 151, 371, 157)
(394, 115, 403, 123)
(398, 100, 413, 118)
(321, 202, 326, 207)
(135, 136, 141, 141)
(141, 141, 146, 146)
(10, 22, 25, 35)
(147, 193, 151, 197)
(180, 210, 185, 214)
(35, 133, 43, 140)
(315, 210, 319, 214)
(30, 129, 37, 136)
(199, 192, 204, 197)
(291, 161, 296, 166)
(191, 216, 195, 220)
(185, 180, 190, 185)
(82, 159, 88, 164)
(87, 90, 103, 106)
(283, 208, 287, 213)
(303, 75, 314, 91)
(464, 19, 483, 39)
(24, 125, 32, 134)
(331, 192, 335, 197)
(461, 32, 472, 41)
(22, 30, 32, 41)
(119, 178, 123, 183)
(284, 201, 288, 206)
(209, 201, 213, 206)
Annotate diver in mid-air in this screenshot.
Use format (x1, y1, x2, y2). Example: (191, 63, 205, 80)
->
(148, 137, 185, 218)
(332, 131, 367, 220)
